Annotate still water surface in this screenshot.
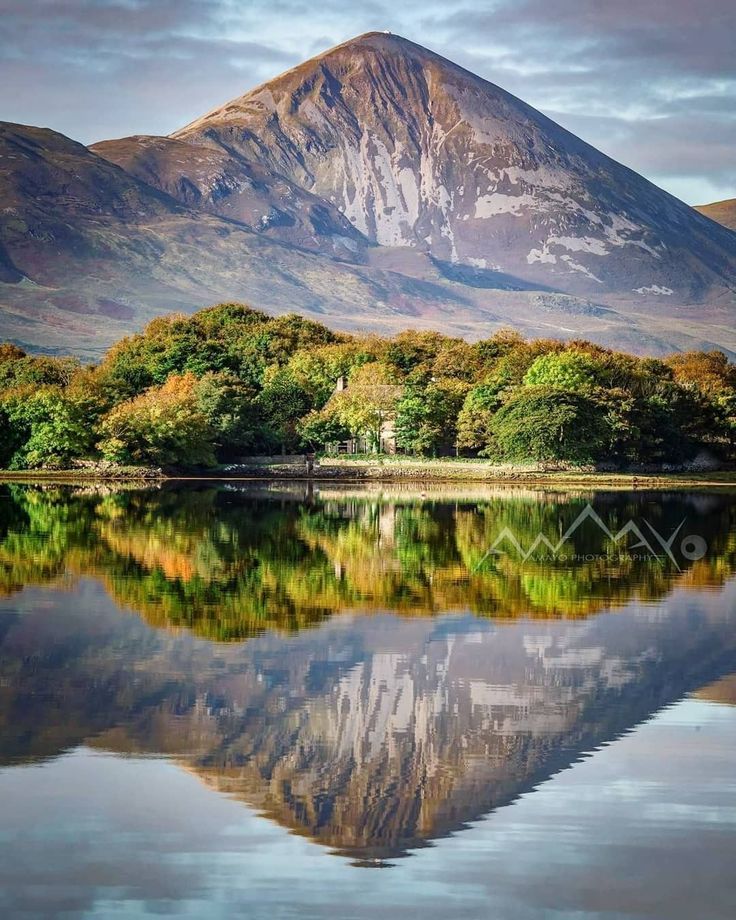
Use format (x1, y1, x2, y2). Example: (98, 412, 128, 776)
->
(0, 482, 735, 918)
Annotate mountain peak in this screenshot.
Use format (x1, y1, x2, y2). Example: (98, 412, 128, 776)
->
(261, 29, 440, 90)
(317, 30, 432, 58)
(328, 30, 413, 47)
(173, 31, 470, 138)
(310, 30, 460, 74)
(4, 33, 735, 357)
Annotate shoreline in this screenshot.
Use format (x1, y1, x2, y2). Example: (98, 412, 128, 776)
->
(1, 467, 735, 490)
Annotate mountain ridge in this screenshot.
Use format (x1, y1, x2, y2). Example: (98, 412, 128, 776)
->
(89, 133, 372, 262)
(696, 198, 736, 232)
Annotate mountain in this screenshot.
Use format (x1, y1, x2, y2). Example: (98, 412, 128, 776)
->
(1, 33, 735, 356)
(175, 32, 736, 301)
(695, 198, 736, 231)
(89, 134, 371, 261)
(0, 121, 495, 356)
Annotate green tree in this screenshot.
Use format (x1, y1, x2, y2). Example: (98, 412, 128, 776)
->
(296, 410, 350, 450)
(385, 330, 450, 374)
(0, 400, 21, 467)
(490, 386, 610, 464)
(328, 363, 402, 451)
(455, 383, 502, 454)
(395, 379, 468, 455)
(523, 350, 599, 390)
(195, 372, 259, 460)
(1, 387, 94, 469)
(257, 368, 313, 453)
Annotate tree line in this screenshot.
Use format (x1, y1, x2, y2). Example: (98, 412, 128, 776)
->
(1, 302, 734, 469)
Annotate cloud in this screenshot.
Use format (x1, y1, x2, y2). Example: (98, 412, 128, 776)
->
(0, 0, 733, 203)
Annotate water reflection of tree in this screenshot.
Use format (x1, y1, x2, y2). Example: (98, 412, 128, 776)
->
(1, 484, 735, 640)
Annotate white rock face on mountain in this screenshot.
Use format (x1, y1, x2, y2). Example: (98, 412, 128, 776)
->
(175, 32, 736, 298)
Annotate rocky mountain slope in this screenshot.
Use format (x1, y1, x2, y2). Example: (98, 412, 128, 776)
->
(3, 568, 735, 861)
(696, 198, 736, 231)
(1, 33, 735, 356)
(90, 134, 371, 261)
(176, 32, 736, 301)
(0, 122, 495, 356)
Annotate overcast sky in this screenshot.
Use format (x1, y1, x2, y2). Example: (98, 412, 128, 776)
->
(1, 0, 734, 205)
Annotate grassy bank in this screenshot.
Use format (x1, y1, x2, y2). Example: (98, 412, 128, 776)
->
(1, 458, 735, 489)
(0, 464, 165, 482)
(314, 456, 734, 486)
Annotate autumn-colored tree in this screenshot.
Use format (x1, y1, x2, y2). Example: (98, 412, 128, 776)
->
(97, 373, 216, 467)
(667, 350, 736, 452)
(286, 341, 378, 406)
(385, 330, 454, 374)
(0, 350, 80, 391)
(667, 350, 736, 395)
(474, 328, 526, 365)
(431, 341, 484, 382)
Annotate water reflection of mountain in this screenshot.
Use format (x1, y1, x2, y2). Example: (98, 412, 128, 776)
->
(2, 484, 736, 862)
(1, 573, 735, 862)
(1, 484, 735, 637)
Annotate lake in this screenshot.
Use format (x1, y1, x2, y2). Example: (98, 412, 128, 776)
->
(0, 481, 735, 918)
